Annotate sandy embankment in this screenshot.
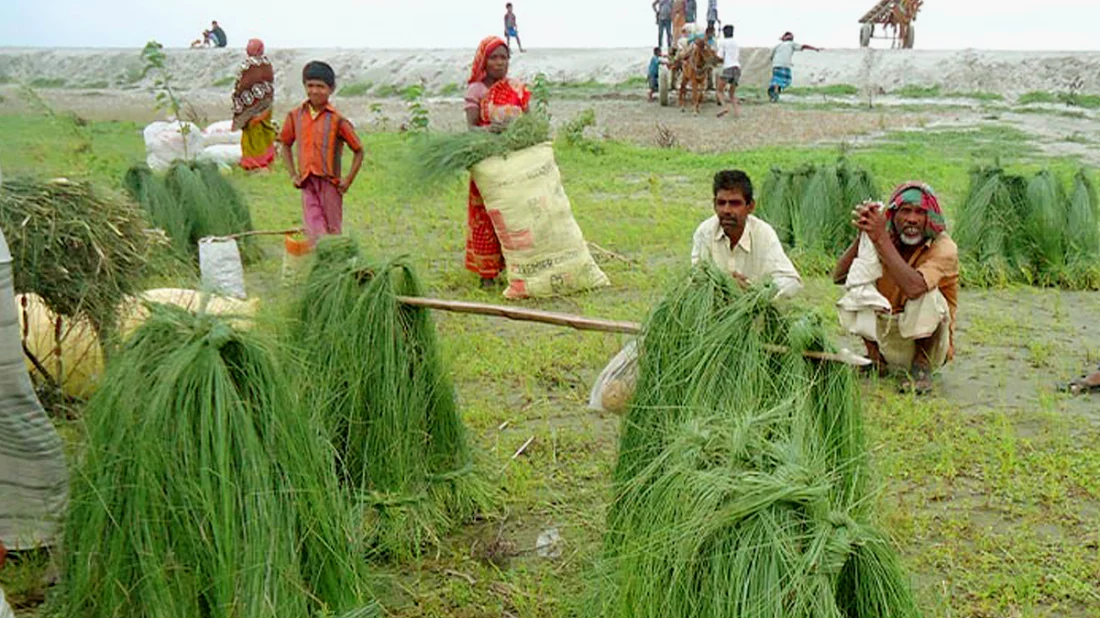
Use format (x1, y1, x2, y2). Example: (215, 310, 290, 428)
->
(2, 47, 1099, 99)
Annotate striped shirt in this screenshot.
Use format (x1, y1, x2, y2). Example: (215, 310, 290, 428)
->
(280, 101, 363, 182)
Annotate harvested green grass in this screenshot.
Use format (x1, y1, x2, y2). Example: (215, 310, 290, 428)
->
(408, 111, 551, 186)
(893, 84, 941, 98)
(2, 114, 1098, 617)
(758, 158, 879, 274)
(123, 161, 259, 262)
(291, 237, 491, 559)
(57, 304, 376, 617)
(957, 165, 1100, 289)
(341, 81, 374, 97)
(211, 76, 235, 88)
(597, 264, 918, 618)
(0, 177, 154, 340)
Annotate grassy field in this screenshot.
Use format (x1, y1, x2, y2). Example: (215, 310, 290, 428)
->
(1, 109, 1098, 617)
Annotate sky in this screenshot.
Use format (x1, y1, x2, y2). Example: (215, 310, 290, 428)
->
(0, 0, 1094, 51)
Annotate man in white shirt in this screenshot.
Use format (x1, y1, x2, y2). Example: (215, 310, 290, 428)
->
(691, 170, 803, 298)
(715, 24, 740, 118)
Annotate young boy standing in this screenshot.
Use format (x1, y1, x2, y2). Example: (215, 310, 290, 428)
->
(280, 61, 364, 238)
(504, 4, 525, 52)
(647, 47, 663, 102)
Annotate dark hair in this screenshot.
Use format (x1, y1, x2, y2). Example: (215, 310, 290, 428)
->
(506, 2, 512, 6)
(713, 170, 754, 202)
(653, 46, 661, 55)
(723, 24, 734, 38)
(302, 61, 336, 89)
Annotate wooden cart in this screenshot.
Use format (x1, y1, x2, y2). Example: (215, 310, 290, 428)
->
(859, 0, 923, 49)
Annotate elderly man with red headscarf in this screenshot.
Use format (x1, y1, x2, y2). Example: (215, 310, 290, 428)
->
(232, 38, 276, 170)
(832, 183, 958, 395)
(463, 36, 531, 289)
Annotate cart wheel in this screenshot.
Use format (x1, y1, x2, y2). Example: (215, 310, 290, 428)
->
(658, 65, 671, 107)
(860, 23, 873, 48)
(903, 25, 915, 49)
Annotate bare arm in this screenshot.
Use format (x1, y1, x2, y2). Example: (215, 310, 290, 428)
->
(832, 236, 859, 284)
(466, 107, 481, 129)
(340, 149, 365, 194)
(857, 207, 928, 299)
(281, 144, 298, 186)
(802, 44, 822, 51)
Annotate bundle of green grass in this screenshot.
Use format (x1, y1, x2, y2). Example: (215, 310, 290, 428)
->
(409, 110, 551, 184)
(595, 262, 920, 618)
(58, 304, 375, 617)
(759, 158, 879, 274)
(0, 177, 153, 340)
(123, 161, 260, 262)
(955, 165, 1100, 289)
(291, 237, 489, 559)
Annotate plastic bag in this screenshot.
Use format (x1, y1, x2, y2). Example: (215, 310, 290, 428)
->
(202, 120, 242, 146)
(197, 143, 243, 168)
(17, 293, 104, 401)
(143, 120, 203, 171)
(198, 237, 247, 299)
(1, 584, 15, 618)
(588, 339, 639, 414)
(470, 142, 609, 299)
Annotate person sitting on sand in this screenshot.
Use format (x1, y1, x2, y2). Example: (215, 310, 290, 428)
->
(768, 31, 820, 102)
(210, 21, 228, 48)
(191, 30, 213, 48)
(692, 169, 803, 299)
(832, 182, 958, 395)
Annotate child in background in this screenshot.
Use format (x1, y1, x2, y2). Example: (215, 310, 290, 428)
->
(280, 61, 365, 239)
(504, 3, 525, 52)
(647, 47, 663, 102)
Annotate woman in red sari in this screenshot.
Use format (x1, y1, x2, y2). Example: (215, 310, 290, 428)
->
(464, 36, 531, 289)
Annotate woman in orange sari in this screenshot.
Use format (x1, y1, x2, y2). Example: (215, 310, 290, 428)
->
(464, 36, 531, 289)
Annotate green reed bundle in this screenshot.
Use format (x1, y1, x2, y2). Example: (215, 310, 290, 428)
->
(409, 111, 551, 186)
(758, 158, 879, 275)
(958, 165, 1099, 289)
(1026, 170, 1068, 285)
(123, 161, 257, 261)
(58, 304, 374, 617)
(1065, 169, 1100, 288)
(595, 262, 919, 618)
(0, 177, 152, 340)
(291, 237, 489, 559)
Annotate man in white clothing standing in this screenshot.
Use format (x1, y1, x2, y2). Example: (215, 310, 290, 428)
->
(692, 169, 803, 298)
(715, 24, 740, 118)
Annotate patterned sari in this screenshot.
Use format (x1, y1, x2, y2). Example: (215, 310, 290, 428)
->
(465, 37, 531, 279)
(233, 39, 277, 170)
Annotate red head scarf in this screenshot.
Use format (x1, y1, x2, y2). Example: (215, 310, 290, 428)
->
(469, 36, 508, 84)
(887, 181, 947, 239)
(246, 38, 265, 57)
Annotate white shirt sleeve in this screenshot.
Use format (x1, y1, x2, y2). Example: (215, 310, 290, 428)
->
(758, 223, 803, 298)
(691, 222, 709, 266)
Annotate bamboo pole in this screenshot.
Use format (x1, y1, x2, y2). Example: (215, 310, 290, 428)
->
(394, 296, 871, 366)
(202, 228, 306, 242)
